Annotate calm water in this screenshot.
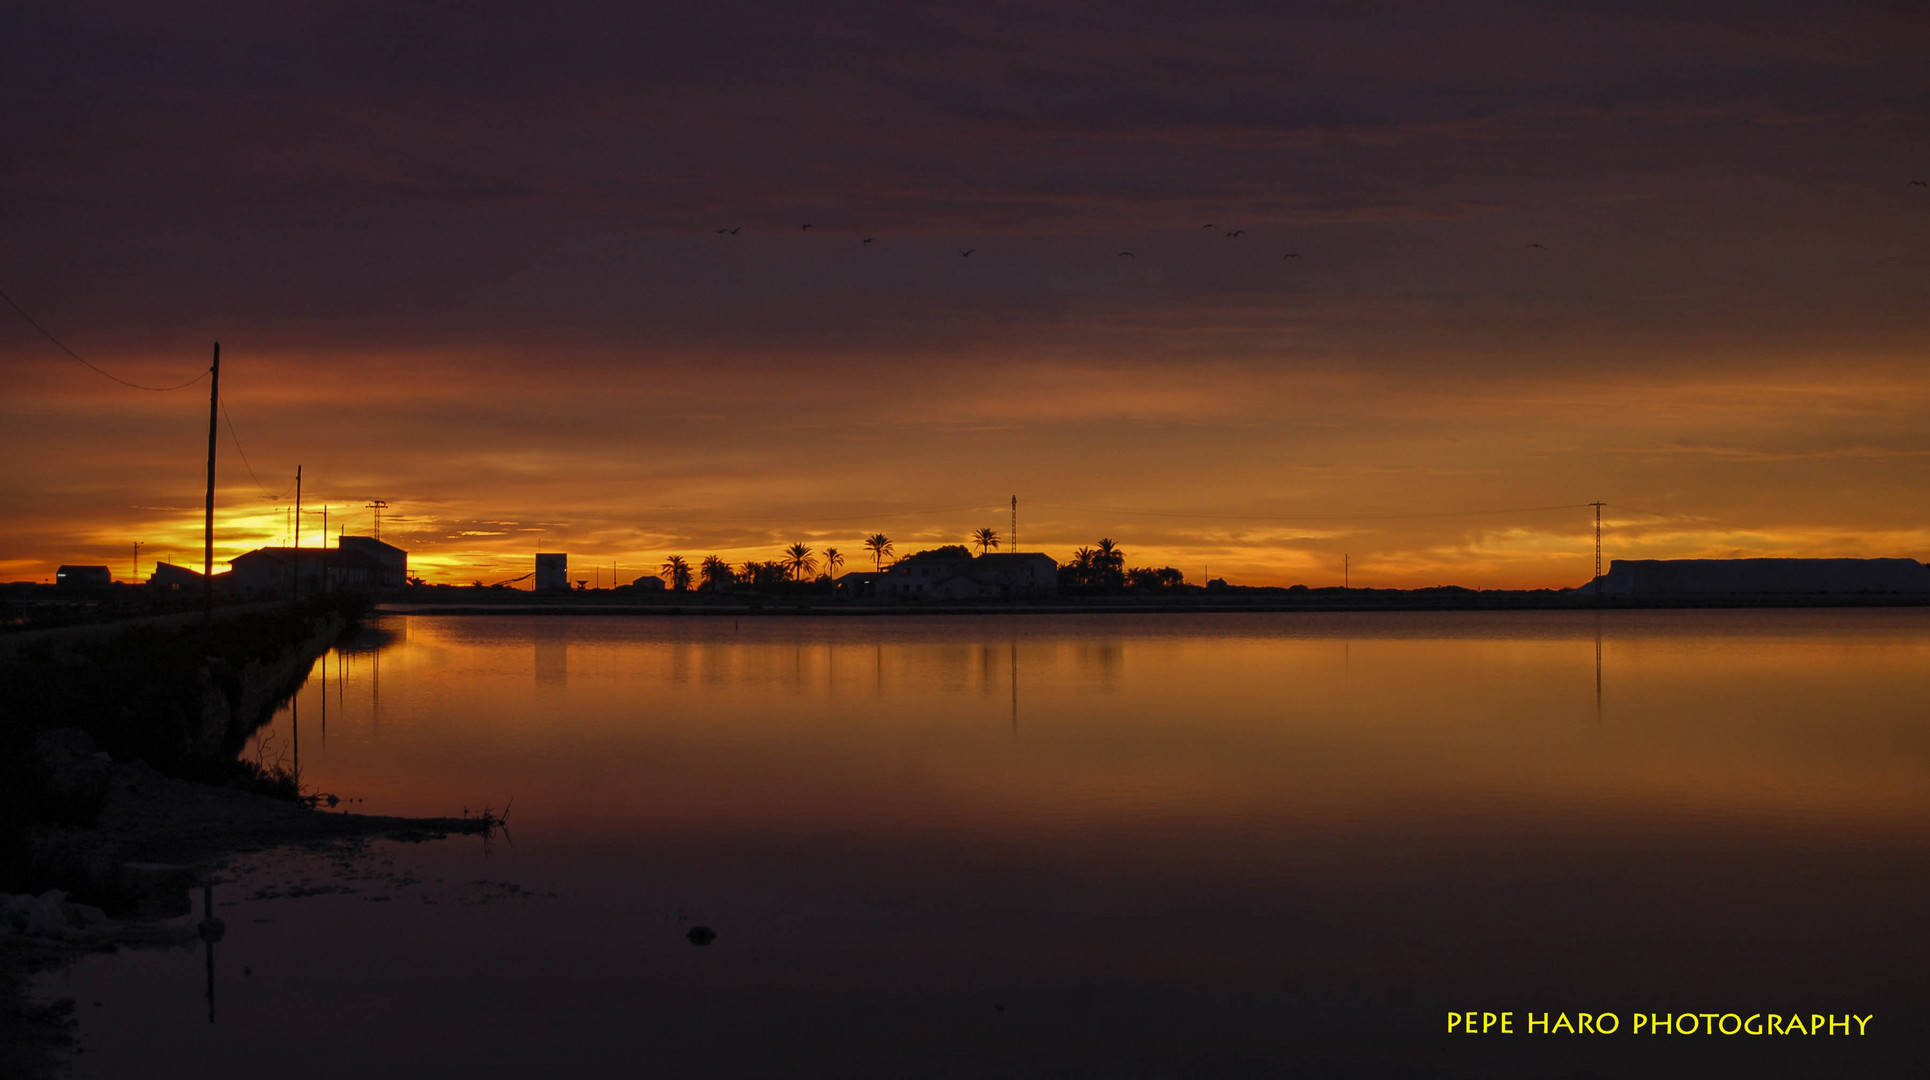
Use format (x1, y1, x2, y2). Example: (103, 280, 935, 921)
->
(37, 610, 1930, 1077)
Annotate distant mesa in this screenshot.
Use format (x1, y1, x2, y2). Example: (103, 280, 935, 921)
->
(1578, 558, 1930, 597)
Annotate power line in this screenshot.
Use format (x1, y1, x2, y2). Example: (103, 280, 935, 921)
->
(634, 502, 1002, 526)
(0, 286, 211, 391)
(218, 394, 289, 501)
(1030, 501, 1597, 523)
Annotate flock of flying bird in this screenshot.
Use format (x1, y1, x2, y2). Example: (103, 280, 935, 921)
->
(713, 181, 1928, 260)
(711, 220, 1325, 259)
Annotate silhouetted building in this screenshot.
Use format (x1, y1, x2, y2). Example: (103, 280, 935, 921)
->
(226, 535, 409, 598)
(628, 574, 666, 591)
(1581, 557, 1930, 596)
(969, 553, 1060, 595)
(55, 565, 112, 588)
(147, 562, 217, 591)
(841, 547, 1058, 600)
(337, 535, 407, 586)
(835, 571, 886, 598)
(535, 553, 568, 592)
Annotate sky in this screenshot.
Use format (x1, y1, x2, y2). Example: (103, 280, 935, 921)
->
(3, 0, 1927, 588)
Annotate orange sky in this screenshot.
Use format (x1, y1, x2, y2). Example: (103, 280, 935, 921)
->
(3, 3, 1927, 588)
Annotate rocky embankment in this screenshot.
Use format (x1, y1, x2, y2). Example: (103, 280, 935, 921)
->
(20, 726, 495, 920)
(0, 600, 500, 1077)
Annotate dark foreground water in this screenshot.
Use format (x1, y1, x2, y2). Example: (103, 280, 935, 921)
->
(33, 610, 1930, 1077)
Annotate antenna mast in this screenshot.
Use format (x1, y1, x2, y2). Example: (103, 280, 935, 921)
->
(1010, 496, 1017, 551)
(366, 500, 389, 541)
(1588, 501, 1606, 582)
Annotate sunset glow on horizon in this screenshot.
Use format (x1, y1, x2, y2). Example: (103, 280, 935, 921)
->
(5, 3, 1927, 588)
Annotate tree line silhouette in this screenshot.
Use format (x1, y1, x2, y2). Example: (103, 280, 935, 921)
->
(648, 529, 1187, 593)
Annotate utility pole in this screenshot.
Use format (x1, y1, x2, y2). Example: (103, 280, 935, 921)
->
(366, 500, 388, 541)
(1010, 496, 1018, 551)
(132, 541, 143, 584)
(203, 343, 220, 625)
(293, 466, 302, 601)
(1344, 554, 1349, 590)
(1588, 501, 1606, 582)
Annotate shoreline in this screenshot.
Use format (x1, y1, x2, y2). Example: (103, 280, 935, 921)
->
(377, 593, 1930, 617)
(3, 755, 498, 1079)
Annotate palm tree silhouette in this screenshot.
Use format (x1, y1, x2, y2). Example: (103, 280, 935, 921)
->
(1070, 546, 1096, 586)
(699, 555, 733, 592)
(864, 534, 893, 571)
(1094, 538, 1124, 586)
(972, 527, 1000, 555)
(822, 547, 844, 579)
(784, 542, 816, 582)
(660, 555, 692, 592)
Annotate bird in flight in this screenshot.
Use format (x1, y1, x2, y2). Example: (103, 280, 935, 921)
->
(1225, 229, 1244, 238)
(716, 226, 742, 235)
(1913, 180, 1928, 187)
(1282, 253, 1299, 259)
(1118, 251, 1135, 257)
(1201, 223, 1217, 230)
(862, 237, 874, 243)
(1526, 243, 1545, 249)
(960, 249, 974, 257)
(801, 224, 813, 230)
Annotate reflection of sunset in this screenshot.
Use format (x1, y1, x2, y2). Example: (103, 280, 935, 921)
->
(256, 612, 1930, 844)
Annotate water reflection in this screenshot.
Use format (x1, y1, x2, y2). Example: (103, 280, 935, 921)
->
(533, 619, 568, 688)
(149, 610, 1930, 1076)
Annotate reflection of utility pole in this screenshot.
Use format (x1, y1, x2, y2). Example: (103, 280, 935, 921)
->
(198, 882, 223, 1024)
(366, 500, 389, 541)
(1594, 610, 1603, 723)
(293, 466, 302, 601)
(1010, 638, 1018, 739)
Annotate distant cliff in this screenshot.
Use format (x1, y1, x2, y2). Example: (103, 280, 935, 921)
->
(1582, 558, 1930, 596)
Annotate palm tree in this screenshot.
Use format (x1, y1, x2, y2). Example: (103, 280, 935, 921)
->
(1069, 546, 1096, 586)
(1095, 537, 1122, 568)
(822, 547, 844, 579)
(784, 542, 816, 582)
(742, 560, 787, 588)
(972, 527, 1000, 555)
(660, 554, 692, 591)
(863, 533, 893, 571)
(699, 555, 734, 591)
(1094, 538, 1124, 587)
